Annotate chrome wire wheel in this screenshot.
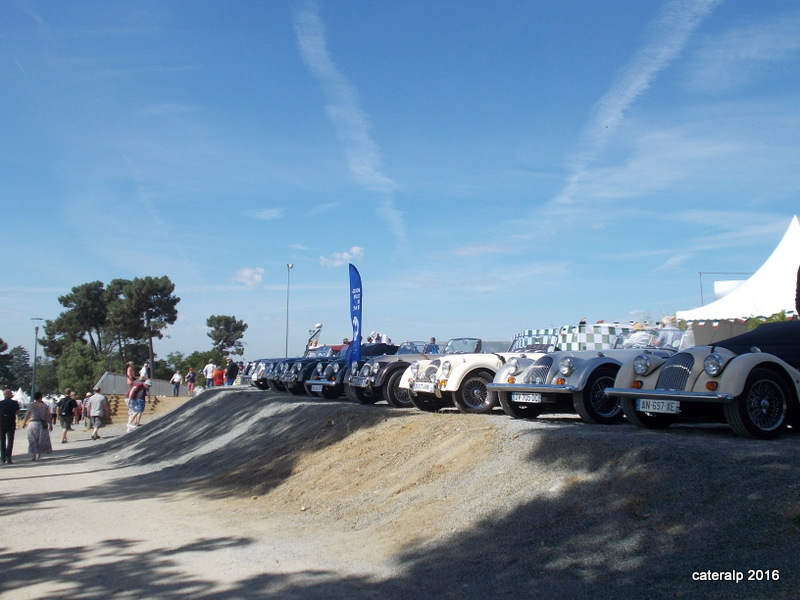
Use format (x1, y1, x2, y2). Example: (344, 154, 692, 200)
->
(725, 368, 790, 439)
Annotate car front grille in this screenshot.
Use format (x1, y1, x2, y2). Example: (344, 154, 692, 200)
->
(655, 353, 694, 390)
(525, 356, 553, 384)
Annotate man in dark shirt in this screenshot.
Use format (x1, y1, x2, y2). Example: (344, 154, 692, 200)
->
(57, 389, 78, 444)
(0, 388, 21, 464)
(224, 358, 240, 386)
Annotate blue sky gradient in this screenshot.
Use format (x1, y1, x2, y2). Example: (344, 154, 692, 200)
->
(1, 0, 798, 360)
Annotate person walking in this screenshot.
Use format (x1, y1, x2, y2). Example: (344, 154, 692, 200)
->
(57, 389, 78, 444)
(185, 367, 197, 395)
(0, 388, 21, 465)
(203, 360, 216, 388)
(126, 361, 137, 388)
(126, 379, 151, 431)
(86, 387, 110, 440)
(22, 391, 53, 460)
(213, 364, 224, 388)
(170, 371, 182, 396)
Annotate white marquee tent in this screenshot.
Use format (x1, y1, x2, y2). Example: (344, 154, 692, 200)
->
(676, 215, 800, 321)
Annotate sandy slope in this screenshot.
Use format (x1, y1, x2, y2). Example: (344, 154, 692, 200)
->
(1, 387, 798, 599)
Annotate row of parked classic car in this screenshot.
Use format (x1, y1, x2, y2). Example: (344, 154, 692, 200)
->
(241, 321, 800, 440)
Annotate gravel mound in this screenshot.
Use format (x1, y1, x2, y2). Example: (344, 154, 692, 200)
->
(98, 387, 800, 599)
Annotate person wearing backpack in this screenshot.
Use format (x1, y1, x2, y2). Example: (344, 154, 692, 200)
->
(0, 388, 21, 464)
(57, 389, 78, 444)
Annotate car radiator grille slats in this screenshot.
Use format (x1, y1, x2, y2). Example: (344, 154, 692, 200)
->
(525, 356, 554, 384)
(655, 353, 694, 390)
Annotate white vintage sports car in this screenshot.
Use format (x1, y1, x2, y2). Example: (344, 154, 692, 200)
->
(488, 325, 689, 424)
(400, 330, 559, 414)
(606, 321, 800, 439)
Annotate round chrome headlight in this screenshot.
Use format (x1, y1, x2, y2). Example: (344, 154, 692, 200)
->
(506, 357, 520, 376)
(351, 361, 359, 373)
(370, 363, 380, 375)
(633, 355, 652, 376)
(441, 361, 452, 378)
(293, 362, 302, 373)
(704, 353, 725, 377)
(410, 361, 420, 376)
(558, 357, 575, 376)
(332, 362, 341, 374)
(314, 363, 323, 375)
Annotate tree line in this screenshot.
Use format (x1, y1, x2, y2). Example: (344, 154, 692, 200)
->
(0, 276, 248, 397)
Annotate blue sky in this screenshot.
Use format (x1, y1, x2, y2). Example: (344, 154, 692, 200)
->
(1, 0, 798, 361)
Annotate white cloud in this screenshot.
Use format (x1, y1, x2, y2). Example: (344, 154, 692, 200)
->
(554, 0, 721, 205)
(233, 267, 264, 288)
(319, 246, 364, 267)
(248, 208, 284, 221)
(293, 3, 406, 244)
(685, 11, 800, 93)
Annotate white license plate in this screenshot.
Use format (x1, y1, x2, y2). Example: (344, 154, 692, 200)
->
(512, 392, 542, 403)
(311, 384, 323, 392)
(351, 376, 367, 387)
(637, 399, 680, 414)
(412, 381, 435, 393)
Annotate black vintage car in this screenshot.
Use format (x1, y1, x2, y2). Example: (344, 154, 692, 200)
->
(345, 340, 441, 407)
(305, 343, 399, 400)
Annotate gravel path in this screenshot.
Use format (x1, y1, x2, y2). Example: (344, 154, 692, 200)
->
(1, 387, 798, 599)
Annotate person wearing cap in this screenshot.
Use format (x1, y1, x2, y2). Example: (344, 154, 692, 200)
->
(126, 379, 152, 431)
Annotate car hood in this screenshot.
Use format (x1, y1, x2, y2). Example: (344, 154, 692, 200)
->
(712, 321, 800, 369)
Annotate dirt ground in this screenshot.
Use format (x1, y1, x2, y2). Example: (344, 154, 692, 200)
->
(1, 387, 799, 599)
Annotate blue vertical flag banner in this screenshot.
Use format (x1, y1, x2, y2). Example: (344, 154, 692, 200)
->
(349, 263, 362, 362)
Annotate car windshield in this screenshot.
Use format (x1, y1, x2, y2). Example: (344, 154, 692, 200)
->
(509, 334, 559, 352)
(618, 327, 686, 350)
(397, 341, 426, 354)
(442, 338, 481, 354)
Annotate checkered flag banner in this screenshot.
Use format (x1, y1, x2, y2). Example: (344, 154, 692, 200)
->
(512, 328, 562, 350)
(558, 324, 631, 351)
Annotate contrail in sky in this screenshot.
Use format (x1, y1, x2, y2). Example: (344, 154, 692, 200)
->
(293, 2, 406, 245)
(554, 0, 722, 204)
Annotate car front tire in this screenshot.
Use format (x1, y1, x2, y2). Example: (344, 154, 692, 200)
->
(724, 368, 791, 439)
(384, 369, 413, 408)
(621, 397, 677, 430)
(498, 391, 544, 420)
(572, 367, 623, 425)
(452, 370, 495, 414)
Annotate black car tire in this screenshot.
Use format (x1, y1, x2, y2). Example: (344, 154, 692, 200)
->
(384, 369, 413, 408)
(572, 366, 623, 425)
(410, 392, 447, 412)
(724, 368, 791, 439)
(452, 370, 495, 414)
(345, 383, 380, 404)
(286, 382, 305, 396)
(498, 391, 544, 420)
(621, 397, 676, 429)
(319, 385, 341, 400)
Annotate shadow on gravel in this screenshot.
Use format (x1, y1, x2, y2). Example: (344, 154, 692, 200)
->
(4, 389, 798, 599)
(389, 425, 800, 599)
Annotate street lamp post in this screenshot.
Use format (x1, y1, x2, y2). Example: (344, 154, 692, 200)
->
(31, 318, 44, 397)
(285, 263, 294, 358)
